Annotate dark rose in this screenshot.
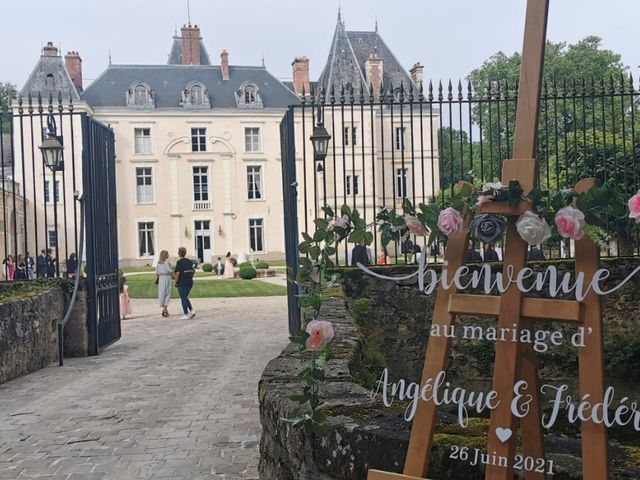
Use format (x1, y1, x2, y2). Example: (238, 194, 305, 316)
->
(471, 214, 505, 244)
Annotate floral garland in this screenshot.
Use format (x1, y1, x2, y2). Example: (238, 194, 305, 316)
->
(379, 180, 635, 250)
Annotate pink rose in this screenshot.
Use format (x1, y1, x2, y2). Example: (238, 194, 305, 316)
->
(476, 195, 494, 207)
(628, 190, 640, 223)
(405, 216, 428, 237)
(554, 206, 586, 240)
(334, 215, 350, 229)
(437, 207, 464, 237)
(305, 320, 334, 351)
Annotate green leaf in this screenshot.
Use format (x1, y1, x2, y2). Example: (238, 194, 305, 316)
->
(341, 204, 352, 216)
(308, 246, 321, 260)
(299, 241, 311, 254)
(364, 231, 374, 246)
(302, 232, 313, 243)
(313, 229, 326, 242)
(321, 205, 335, 218)
(458, 182, 474, 198)
(348, 229, 364, 244)
(314, 218, 329, 230)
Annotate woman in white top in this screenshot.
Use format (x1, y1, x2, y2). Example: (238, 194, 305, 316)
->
(156, 250, 173, 317)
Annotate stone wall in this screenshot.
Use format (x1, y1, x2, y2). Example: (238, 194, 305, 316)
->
(0, 288, 64, 384)
(258, 258, 640, 479)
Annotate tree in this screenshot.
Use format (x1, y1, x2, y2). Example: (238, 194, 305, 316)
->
(0, 82, 17, 132)
(467, 36, 629, 148)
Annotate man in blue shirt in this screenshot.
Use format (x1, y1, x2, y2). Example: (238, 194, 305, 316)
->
(174, 247, 196, 319)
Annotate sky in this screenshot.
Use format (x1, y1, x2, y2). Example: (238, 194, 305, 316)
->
(1, 0, 639, 90)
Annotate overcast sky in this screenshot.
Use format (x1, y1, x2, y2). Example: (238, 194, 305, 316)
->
(1, 0, 638, 90)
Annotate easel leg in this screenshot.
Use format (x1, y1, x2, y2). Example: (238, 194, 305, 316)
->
(519, 338, 546, 480)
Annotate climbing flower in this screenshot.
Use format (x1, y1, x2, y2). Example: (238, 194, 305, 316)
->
(628, 190, 640, 223)
(334, 215, 351, 229)
(405, 216, 428, 237)
(305, 320, 335, 351)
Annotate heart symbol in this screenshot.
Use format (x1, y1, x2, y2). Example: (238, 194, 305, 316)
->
(495, 427, 513, 443)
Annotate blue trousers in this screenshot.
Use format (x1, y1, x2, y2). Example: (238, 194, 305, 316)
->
(177, 285, 193, 314)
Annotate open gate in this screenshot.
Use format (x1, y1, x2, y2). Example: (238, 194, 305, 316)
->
(82, 116, 120, 354)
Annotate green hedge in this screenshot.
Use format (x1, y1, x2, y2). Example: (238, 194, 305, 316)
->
(239, 265, 257, 280)
(255, 262, 270, 269)
(202, 263, 213, 272)
(239, 261, 252, 268)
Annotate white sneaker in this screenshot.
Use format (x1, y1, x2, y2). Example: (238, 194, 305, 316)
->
(181, 314, 189, 320)
(189, 310, 196, 319)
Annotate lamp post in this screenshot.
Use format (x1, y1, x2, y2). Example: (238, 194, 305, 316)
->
(310, 107, 331, 213)
(39, 113, 63, 276)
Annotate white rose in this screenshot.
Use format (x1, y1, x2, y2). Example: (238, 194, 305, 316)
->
(482, 181, 504, 193)
(516, 211, 551, 246)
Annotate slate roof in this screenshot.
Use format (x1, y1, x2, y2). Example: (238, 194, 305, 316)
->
(81, 65, 299, 109)
(317, 19, 415, 94)
(20, 52, 81, 101)
(167, 36, 211, 65)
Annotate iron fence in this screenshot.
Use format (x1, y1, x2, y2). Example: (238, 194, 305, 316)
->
(0, 93, 84, 279)
(284, 75, 640, 266)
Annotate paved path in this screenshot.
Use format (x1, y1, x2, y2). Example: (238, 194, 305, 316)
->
(0, 297, 289, 480)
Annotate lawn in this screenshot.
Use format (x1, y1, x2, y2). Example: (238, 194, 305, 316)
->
(125, 274, 286, 299)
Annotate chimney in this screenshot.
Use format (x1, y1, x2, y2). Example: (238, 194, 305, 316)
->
(220, 49, 229, 80)
(410, 62, 424, 89)
(65, 51, 83, 92)
(180, 24, 201, 65)
(364, 52, 383, 101)
(42, 41, 59, 57)
(291, 57, 310, 96)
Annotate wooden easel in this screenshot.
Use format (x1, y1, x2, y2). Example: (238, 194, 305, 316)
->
(368, 1, 609, 479)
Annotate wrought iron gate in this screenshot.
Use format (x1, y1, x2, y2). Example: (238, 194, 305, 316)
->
(82, 116, 120, 354)
(280, 109, 301, 335)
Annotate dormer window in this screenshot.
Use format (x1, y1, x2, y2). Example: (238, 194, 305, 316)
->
(45, 74, 55, 90)
(244, 85, 256, 104)
(181, 81, 210, 109)
(126, 82, 154, 109)
(235, 81, 263, 109)
(134, 85, 148, 105)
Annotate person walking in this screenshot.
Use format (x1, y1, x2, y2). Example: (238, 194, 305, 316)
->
(223, 252, 235, 279)
(36, 249, 47, 278)
(156, 250, 173, 318)
(174, 247, 196, 319)
(483, 243, 500, 262)
(46, 249, 56, 277)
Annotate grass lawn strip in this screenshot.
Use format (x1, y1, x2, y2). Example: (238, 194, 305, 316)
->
(126, 274, 286, 299)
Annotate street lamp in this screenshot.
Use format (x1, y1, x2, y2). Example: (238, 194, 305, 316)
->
(39, 114, 64, 171)
(310, 122, 330, 172)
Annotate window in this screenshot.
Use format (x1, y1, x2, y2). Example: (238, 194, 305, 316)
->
(244, 85, 256, 104)
(135, 167, 153, 203)
(244, 127, 261, 152)
(48, 230, 57, 248)
(396, 168, 408, 198)
(134, 128, 151, 154)
(346, 175, 359, 196)
(134, 85, 148, 105)
(138, 222, 155, 257)
(191, 84, 204, 105)
(191, 128, 207, 152)
(192, 166, 209, 202)
(44, 180, 60, 203)
(249, 218, 264, 252)
(343, 127, 358, 146)
(45, 74, 55, 90)
(247, 166, 263, 200)
(395, 127, 406, 151)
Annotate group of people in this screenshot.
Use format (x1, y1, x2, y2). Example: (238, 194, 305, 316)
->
(213, 252, 238, 279)
(153, 246, 198, 320)
(1, 249, 75, 280)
